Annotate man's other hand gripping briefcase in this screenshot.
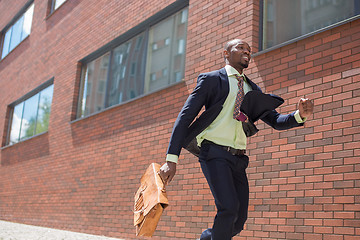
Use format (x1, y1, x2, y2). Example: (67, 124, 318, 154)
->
(134, 163, 169, 237)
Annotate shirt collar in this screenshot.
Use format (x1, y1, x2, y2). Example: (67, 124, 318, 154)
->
(225, 65, 246, 81)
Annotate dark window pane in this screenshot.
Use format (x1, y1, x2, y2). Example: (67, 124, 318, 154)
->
(262, 0, 359, 49)
(145, 8, 188, 93)
(107, 32, 147, 106)
(79, 53, 110, 117)
(78, 7, 188, 118)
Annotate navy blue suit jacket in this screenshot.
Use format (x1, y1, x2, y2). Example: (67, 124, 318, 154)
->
(167, 68, 303, 157)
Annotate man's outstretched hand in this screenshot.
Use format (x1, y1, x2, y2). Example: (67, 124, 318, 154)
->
(159, 161, 176, 185)
(298, 97, 314, 119)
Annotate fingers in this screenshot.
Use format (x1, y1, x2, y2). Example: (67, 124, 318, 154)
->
(159, 166, 169, 184)
(298, 97, 314, 119)
(159, 165, 170, 185)
(167, 173, 174, 184)
(302, 98, 313, 111)
(158, 170, 167, 184)
(159, 162, 176, 185)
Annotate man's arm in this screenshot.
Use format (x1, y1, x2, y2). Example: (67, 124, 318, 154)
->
(160, 73, 213, 184)
(261, 97, 313, 130)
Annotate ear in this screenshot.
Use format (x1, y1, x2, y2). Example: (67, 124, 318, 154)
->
(223, 49, 229, 62)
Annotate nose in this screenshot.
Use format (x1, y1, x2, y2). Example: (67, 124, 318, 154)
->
(243, 49, 250, 55)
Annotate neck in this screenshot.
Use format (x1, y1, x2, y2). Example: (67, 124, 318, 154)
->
(235, 68, 244, 74)
(227, 64, 244, 74)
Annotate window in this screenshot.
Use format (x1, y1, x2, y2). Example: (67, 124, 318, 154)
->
(7, 84, 54, 145)
(1, 3, 34, 59)
(261, 0, 360, 50)
(52, 0, 67, 12)
(145, 8, 187, 93)
(79, 52, 110, 116)
(78, 7, 188, 118)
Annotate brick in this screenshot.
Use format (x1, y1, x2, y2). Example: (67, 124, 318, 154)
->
(344, 236, 360, 240)
(333, 92, 353, 101)
(334, 227, 355, 235)
(324, 143, 343, 152)
(305, 132, 323, 141)
(342, 67, 360, 78)
(314, 95, 333, 105)
(343, 96, 360, 107)
(323, 32, 341, 43)
(333, 120, 353, 130)
(334, 196, 355, 204)
(334, 212, 355, 219)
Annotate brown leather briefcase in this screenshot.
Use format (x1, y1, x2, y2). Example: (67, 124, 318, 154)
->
(134, 163, 169, 237)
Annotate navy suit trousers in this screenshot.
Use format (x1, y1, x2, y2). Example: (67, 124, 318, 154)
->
(199, 142, 249, 240)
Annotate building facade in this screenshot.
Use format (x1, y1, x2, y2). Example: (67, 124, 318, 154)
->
(0, 0, 359, 239)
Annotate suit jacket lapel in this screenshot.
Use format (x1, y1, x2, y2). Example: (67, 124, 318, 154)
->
(219, 67, 230, 97)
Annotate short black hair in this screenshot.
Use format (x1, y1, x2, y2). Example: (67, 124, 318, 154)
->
(224, 39, 241, 51)
(223, 39, 251, 63)
(224, 39, 251, 51)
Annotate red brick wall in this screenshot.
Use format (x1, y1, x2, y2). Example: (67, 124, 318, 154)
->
(243, 18, 360, 240)
(0, 0, 359, 239)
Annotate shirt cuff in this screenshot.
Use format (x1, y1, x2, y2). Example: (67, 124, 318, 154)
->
(294, 110, 307, 123)
(166, 154, 179, 164)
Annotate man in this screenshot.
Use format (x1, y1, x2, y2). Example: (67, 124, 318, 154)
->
(159, 39, 314, 240)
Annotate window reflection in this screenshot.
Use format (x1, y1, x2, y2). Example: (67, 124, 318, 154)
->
(8, 84, 54, 145)
(145, 8, 188, 93)
(78, 7, 188, 118)
(1, 29, 12, 59)
(9, 103, 24, 145)
(9, 16, 24, 51)
(1, 3, 34, 59)
(80, 53, 110, 117)
(107, 33, 147, 107)
(36, 85, 54, 134)
(20, 94, 40, 140)
(262, 0, 360, 49)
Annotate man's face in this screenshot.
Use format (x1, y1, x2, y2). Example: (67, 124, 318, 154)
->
(224, 40, 251, 69)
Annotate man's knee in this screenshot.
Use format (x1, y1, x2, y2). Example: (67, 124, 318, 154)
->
(218, 200, 239, 219)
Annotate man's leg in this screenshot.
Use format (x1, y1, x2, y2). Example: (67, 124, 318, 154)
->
(231, 155, 249, 236)
(199, 145, 242, 240)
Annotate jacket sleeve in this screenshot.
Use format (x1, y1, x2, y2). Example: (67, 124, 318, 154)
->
(261, 110, 304, 130)
(166, 74, 213, 157)
(250, 79, 304, 130)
